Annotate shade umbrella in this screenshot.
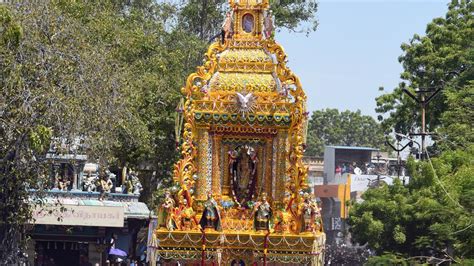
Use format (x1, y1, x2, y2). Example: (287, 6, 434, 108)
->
(108, 248, 127, 262)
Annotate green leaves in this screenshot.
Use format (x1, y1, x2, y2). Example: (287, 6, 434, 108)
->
(0, 5, 22, 48)
(28, 126, 52, 153)
(349, 147, 474, 259)
(305, 108, 385, 157)
(375, 0, 473, 137)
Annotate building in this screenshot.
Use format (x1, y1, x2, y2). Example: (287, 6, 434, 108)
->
(303, 156, 324, 192)
(315, 145, 409, 244)
(26, 140, 150, 265)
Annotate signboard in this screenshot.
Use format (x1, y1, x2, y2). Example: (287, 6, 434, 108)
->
(350, 174, 409, 193)
(331, 217, 342, 231)
(32, 205, 124, 227)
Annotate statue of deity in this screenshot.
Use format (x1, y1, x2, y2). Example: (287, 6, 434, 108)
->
(274, 193, 297, 233)
(178, 198, 198, 230)
(253, 192, 272, 231)
(83, 173, 97, 192)
(58, 176, 70, 191)
(98, 172, 113, 201)
(310, 196, 323, 233)
(228, 150, 238, 178)
(274, 210, 295, 234)
(299, 193, 321, 233)
(199, 191, 222, 231)
(264, 10, 274, 39)
(229, 146, 258, 206)
(221, 11, 233, 43)
(159, 190, 176, 231)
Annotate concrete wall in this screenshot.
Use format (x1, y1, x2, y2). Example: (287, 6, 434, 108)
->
(88, 243, 102, 265)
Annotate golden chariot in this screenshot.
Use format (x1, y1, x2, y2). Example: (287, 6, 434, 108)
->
(153, 0, 325, 265)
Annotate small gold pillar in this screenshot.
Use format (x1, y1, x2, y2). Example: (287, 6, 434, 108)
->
(223, 143, 231, 196)
(264, 138, 273, 198)
(276, 130, 288, 203)
(212, 134, 222, 196)
(197, 128, 210, 200)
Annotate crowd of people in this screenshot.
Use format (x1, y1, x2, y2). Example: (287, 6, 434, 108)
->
(335, 161, 405, 176)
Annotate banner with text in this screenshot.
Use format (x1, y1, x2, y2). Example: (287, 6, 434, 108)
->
(32, 205, 124, 227)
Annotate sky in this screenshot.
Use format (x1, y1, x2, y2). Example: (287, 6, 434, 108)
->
(276, 0, 451, 117)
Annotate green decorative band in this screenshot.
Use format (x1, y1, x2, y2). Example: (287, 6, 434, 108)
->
(194, 112, 291, 126)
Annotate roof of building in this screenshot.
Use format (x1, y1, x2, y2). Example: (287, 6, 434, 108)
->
(326, 145, 379, 151)
(30, 190, 151, 220)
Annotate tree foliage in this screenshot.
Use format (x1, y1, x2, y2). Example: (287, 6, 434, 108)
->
(349, 147, 474, 262)
(305, 109, 385, 157)
(1, 2, 138, 263)
(351, 3, 473, 262)
(375, 0, 473, 137)
(178, 0, 318, 42)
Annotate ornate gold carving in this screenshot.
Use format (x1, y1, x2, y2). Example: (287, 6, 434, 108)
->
(210, 72, 277, 92)
(210, 125, 278, 135)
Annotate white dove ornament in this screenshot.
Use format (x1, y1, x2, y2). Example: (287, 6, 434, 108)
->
(236, 92, 254, 115)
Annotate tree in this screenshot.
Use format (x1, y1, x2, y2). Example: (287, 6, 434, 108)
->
(305, 109, 385, 157)
(178, 0, 319, 42)
(437, 81, 474, 150)
(352, 2, 473, 263)
(349, 148, 474, 263)
(0, 2, 144, 263)
(375, 0, 473, 136)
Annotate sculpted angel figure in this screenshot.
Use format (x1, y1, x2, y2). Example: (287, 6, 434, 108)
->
(264, 10, 274, 39)
(221, 11, 233, 43)
(159, 190, 176, 231)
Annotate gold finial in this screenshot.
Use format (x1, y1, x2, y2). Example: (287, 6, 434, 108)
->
(229, 0, 270, 9)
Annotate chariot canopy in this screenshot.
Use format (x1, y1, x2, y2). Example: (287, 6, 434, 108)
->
(154, 0, 325, 264)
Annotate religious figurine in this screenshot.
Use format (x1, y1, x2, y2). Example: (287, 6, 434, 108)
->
(242, 14, 254, 33)
(130, 171, 143, 195)
(228, 149, 239, 179)
(124, 178, 133, 194)
(199, 191, 222, 231)
(299, 193, 321, 233)
(310, 196, 323, 233)
(274, 208, 295, 234)
(83, 173, 97, 192)
(178, 198, 198, 230)
(264, 10, 274, 39)
(253, 193, 272, 231)
(221, 11, 233, 43)
(58, 176, 70, 191)
(159, 190, 176, 231)
(98, 173, 113, 201)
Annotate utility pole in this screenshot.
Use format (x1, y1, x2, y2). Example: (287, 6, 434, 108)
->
(375, 151, 382, 185)
(402, 87, 441, 160)
(402, 71, 458, 159)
